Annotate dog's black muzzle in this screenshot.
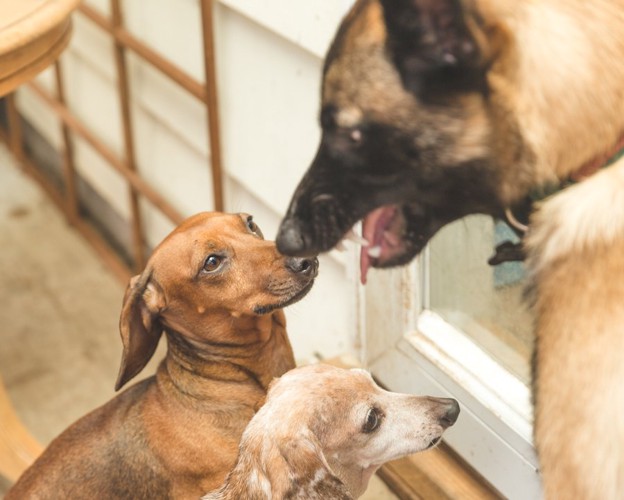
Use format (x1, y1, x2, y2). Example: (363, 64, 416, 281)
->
(276, 217, 313, 257)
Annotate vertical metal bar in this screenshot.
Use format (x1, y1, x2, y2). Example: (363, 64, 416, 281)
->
(54, 61, 79, 223)
(111, 0, 146, 271)
(5, 94, 24, 165)
(200, 0, 224, 211)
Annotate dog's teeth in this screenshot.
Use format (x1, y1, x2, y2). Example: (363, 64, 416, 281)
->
(345, 229, 369, 246)
(367, 246, 382, 258)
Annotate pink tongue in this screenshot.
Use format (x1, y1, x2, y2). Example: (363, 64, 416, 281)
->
(359, 206, 397, 285)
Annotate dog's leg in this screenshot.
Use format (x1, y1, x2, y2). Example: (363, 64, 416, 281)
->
(533, 243, 624, 499)
(529, 163, 624, 499)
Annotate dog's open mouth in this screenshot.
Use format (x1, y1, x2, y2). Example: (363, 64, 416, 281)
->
(347, 205, 408, 284)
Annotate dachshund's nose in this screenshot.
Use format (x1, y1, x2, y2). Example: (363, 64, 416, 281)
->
(285, 257, 319, 278)
(277, 218, 309, 256)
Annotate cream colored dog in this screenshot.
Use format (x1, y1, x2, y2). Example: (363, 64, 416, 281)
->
(203, 363, 460, 499)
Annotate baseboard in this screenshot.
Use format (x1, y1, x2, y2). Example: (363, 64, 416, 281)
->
(377, 444, 501, 500)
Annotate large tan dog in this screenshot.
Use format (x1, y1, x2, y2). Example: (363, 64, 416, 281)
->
(7, 211, 317, 499)
(276, 0, 624, 498)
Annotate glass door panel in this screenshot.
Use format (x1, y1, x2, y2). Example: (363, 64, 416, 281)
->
(428, 215, 533, 383)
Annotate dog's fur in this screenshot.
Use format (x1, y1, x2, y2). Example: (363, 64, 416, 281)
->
(7, 212, 317, 499)
(276, 0, 624, 497)
(202, 364, 460, 499)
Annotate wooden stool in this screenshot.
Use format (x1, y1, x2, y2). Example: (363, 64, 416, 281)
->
(0, 0, 80, 483)
(0, 381, 43, 482)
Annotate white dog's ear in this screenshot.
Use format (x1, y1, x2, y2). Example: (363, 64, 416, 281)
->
(350, 367, 373, 378)
(277, 432, 352, 499)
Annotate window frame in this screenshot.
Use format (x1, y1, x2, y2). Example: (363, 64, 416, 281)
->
(360, 250, 543, 498)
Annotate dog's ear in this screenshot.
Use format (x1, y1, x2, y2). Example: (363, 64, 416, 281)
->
(380, 0, 484, 89)
(276, 433, 351, 499)
(115, 269, 165, 391)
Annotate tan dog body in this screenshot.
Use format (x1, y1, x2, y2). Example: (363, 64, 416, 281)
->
(276, 0, 624, 497)
(475, 8, 624, 495)
(477, 3, 624, 496)
(203, 364, 460, 499)
(7, 212, 317, 499)
(527, 164, 624, 499)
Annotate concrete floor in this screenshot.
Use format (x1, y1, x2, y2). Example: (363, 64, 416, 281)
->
(0, 145, 396, 499)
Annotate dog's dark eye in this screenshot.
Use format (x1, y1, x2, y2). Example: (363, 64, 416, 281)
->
(246, 216, 263, 238)
(202, 254, 223, 273)
(362, 408, 381, 433)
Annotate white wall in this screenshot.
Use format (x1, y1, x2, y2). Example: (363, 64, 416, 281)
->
(16, 0, 356, 362)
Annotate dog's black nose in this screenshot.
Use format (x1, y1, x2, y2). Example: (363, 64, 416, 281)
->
(277, 218, 309, 256)
(439, 398, 460, 428)
(285, 257, 319, 278)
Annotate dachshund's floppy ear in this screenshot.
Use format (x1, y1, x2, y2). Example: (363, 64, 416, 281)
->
(277, 432, 351, 499)
(115, 269, 165, 390)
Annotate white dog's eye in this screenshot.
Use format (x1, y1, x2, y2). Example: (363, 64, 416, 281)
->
(362, 408, 381, 433)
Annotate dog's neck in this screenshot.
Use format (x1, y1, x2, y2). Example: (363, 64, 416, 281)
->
(159, 310, 295, 404)
(501, 132, 624, 236)
(486, 0, 624, 203)
(326, 457, 377, 498)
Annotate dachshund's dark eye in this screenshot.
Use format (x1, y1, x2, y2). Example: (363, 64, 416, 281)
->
(202, 254, 223, 273)
(363, 408, 381, 433)
(246, 216, 263, 238)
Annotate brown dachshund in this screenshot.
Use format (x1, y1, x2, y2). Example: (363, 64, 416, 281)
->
(7, 211, 318, 499)
(203, 364, 460, 499)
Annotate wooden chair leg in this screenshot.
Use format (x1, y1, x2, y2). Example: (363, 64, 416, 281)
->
(0, 376, 43, 483)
